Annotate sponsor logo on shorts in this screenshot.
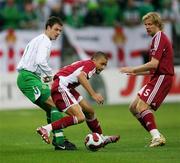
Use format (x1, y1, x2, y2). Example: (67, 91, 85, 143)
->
(33, 86, 41, 100)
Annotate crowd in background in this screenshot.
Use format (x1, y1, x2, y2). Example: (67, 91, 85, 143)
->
(0, 0, 180, 30)
(0, 0, 180, 64)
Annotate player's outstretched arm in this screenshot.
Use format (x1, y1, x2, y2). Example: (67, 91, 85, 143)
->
(77, 72, 104, 104)
(120, 57, 159, 75)
(134, 71, 151, 75)
(121, 71, 150, 76)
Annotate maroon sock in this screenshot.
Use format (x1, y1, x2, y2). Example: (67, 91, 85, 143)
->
(134, 113, 149, 131)
(86, 118, 102, 134)
(51, 116, 78, 130)
(140, 110, 157, 132)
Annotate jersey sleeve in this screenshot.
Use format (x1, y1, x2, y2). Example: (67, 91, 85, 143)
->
(150, 32, 165, 61)
(82, 61, 96, 78)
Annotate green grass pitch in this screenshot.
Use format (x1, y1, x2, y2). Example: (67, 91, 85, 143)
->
(0, 103, 180, 163)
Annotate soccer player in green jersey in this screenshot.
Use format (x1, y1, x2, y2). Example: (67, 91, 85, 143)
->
(17, 16, 76, 150)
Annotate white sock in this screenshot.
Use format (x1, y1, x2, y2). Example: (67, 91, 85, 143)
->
(150, 129, 160, 139)
(43, 124, 52, 134)
(54, 132, 64, 137)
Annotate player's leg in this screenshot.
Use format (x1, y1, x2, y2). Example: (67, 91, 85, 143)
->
(136, 99, 159, 136)
(147, 76, 172, 147)
(79, 99, 120, 146)
(35, 95, 64, 143)
(37, 88, 77, 150)
(37, 87, 86, 144)
(135, 99, 165, 147)
(79, 99, 102, 134)
(17, 70, 75, 149)
(68, 89, 103, 134)
(37, 104, 85, 144)
(129, 95, 149, 131)
(44, 97, 65, 143)
(137, 75, 173, 147)
(28, 78, 67, 146)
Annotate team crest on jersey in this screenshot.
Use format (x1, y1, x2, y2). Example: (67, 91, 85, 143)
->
(150, 49, 156, 55)
(42, 85, 47, 89)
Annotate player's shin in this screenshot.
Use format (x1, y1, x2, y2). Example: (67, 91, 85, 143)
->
(134, 113, 149, 131)
(51, 116, 78, 130)
(51, 107, 64, 144)
(140, 109, 160, 138)
(86, 116, 102, 134)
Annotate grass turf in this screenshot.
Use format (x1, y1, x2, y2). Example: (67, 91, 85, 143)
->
(0, 103, 180, 163)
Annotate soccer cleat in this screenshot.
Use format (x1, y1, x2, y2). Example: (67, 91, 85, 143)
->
(36, 127, 51, 144)
(52, 139, 77, 150)
(102, 135, 120, 146)
(149, 134, 166, 147)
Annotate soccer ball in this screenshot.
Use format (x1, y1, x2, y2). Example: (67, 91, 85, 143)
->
(84, 133, 104, 151)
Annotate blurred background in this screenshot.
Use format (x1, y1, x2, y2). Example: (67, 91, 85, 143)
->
(0, 0, 180, 109)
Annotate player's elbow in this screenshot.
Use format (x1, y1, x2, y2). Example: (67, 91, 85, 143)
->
(150, 58, 159, 69)
(150, 63, 158, 69)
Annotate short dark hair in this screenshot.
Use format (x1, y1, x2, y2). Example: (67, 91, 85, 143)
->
(91, 51, 108, 60)
(45, 16, 63, 29)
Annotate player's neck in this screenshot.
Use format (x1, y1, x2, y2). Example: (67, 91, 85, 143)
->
(44, 31, 51, 40)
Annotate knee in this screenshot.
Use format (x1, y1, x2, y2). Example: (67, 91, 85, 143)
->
(129, 103, 135, 112)
(84, 109, 95, 120)
(136, 100, 149, 113)
(129, 103, 138, 115)
(76, 114, 86, 123)
(45, 96, 56, 107)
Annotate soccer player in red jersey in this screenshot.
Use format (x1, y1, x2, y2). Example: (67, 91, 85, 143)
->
(37, 51, 120, 147)
(120, 12, 174, 147)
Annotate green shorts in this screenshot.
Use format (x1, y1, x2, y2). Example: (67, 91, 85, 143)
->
(17, 70, 50, 104)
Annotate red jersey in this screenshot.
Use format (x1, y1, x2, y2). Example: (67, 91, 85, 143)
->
(53, 59, 96, 88)
(150, 31, 174, 75)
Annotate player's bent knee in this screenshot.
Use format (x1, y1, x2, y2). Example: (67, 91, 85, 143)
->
(45, 96, 56, 106)
(129, 104, 136, 114)
(77, 114, 86, 123)
(84, 111, 95, 120)
(77, 117, 85, 123)
(136, 99, 149, 112)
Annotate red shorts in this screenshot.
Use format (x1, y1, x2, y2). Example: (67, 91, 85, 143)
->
(138, 75, 173, 110)
(51, 78, 83, 112)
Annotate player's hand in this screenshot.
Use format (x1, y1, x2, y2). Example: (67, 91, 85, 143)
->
(92, 93, 104, 105)
(119, 67, 135, 75)
(43, 76, 52, 83)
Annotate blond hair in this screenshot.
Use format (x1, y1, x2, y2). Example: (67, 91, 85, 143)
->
(142, 12, 164, 30)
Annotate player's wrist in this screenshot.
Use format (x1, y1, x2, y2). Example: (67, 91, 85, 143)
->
(43, 76, 52, 83)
